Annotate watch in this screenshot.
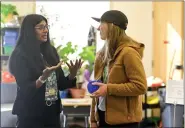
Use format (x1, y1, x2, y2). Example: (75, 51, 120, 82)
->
(38, 76, 47, 84)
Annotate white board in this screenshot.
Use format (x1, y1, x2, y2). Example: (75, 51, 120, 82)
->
(166, 80, 184, 105)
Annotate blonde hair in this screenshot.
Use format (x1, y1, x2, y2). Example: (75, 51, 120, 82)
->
(99, 23, 126, 66)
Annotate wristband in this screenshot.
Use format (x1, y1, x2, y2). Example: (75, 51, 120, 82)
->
(38, 76, 46, 84)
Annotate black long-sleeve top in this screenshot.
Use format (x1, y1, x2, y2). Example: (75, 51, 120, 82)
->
(9, 46, 76, 117)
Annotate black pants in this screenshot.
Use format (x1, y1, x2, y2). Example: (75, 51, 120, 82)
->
(17, 104, 61, 128)
(98, 108, 139, 128)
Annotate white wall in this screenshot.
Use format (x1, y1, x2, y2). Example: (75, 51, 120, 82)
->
(36, 1, 109, 48)
(36, 1, 109, 60)
(110, 1, 153, 77)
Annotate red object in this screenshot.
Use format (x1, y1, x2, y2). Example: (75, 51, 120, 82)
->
(1, 71, 16, 83)
(152, 82, 162, 87)
(69, 88, 86, 98)
(164, 40, 169, 44)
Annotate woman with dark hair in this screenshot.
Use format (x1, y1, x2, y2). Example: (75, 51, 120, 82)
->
(8, 14, 82, 128)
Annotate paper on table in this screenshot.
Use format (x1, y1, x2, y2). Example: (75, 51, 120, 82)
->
(166, 80, 184, 105)
(63, 99, 90, 104)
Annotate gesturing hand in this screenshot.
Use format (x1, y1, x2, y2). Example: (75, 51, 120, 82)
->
(66, 59, 83, 80)
(41, 61, 63, 80)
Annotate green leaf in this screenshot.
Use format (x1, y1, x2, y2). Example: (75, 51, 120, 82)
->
(56, 45, 62, 51)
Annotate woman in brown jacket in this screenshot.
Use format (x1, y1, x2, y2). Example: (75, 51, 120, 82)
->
(90, 10, 147, 128)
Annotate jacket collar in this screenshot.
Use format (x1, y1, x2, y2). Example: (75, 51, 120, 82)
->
(112, 37, 144, 60)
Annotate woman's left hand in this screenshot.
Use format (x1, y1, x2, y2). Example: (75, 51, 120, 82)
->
(66, 59, 83, 80)
(92, 82, 107, 97)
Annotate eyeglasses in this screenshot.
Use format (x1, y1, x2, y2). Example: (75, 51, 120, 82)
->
(35, 25, 50, 31)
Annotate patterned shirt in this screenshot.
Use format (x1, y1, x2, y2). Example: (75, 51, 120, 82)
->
(40, 54, 58, 102)
(45, 71, 58, 101)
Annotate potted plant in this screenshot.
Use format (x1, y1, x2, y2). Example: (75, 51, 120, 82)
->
(1, 4, 19, 24)
(69, 45, 96, 98)
(52, 41, 86, 98)
(79, 45, 96, 74)
(52, 40, 96, 98)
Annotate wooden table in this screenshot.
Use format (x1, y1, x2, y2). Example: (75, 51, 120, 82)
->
(61, 98, 92, 128)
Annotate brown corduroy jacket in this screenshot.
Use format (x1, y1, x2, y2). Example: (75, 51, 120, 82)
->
(90, 36, 147, 125)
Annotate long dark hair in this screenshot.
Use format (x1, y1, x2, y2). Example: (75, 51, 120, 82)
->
(9, 14, 59, 76)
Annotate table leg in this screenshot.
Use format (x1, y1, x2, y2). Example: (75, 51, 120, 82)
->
(63, 115, 67, 128)
(85, 116, 89, 128)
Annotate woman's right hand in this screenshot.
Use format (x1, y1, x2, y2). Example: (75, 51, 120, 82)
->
(36, 61, 63, 88)
(41, 68, 54, 80)
(41, 61, 63, 80)
(91, 122, 98, 128)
